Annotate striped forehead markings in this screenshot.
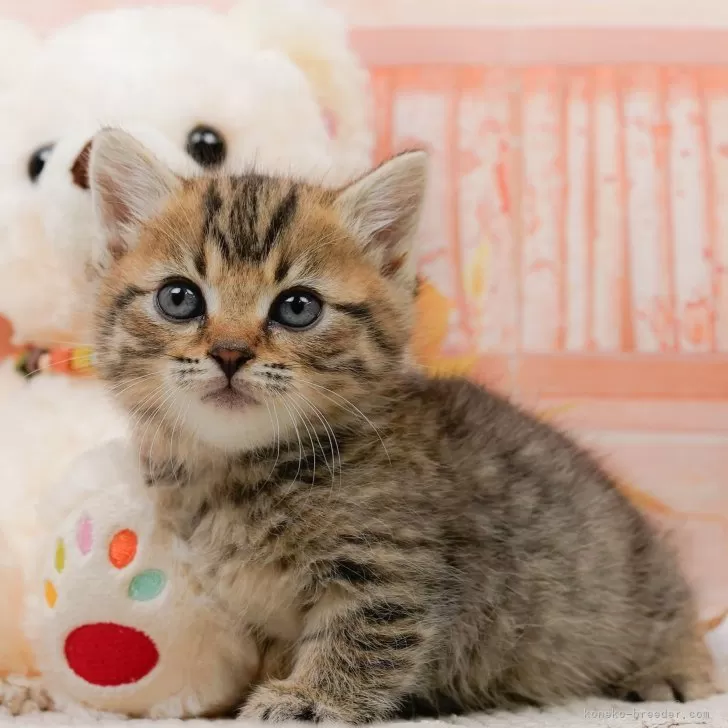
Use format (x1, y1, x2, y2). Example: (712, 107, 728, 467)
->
(201, 177, 299, 268)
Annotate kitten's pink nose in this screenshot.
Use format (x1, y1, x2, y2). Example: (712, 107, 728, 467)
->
(209, 346, 253, 380)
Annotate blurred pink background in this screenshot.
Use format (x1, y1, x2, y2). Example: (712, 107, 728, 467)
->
(5, 0, 728, 32)
(3, 0, 728, 69)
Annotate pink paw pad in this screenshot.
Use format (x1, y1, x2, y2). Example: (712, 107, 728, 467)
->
(76, 513, 93, 555)
(47, 515, 168, 686)
(322, 108, 338, 139)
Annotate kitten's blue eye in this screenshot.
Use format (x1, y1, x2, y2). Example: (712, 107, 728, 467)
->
(156, 280, 206, 321)
(269, 289, 322, 330)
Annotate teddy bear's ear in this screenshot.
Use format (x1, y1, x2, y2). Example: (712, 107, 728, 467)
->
(228, 0, 373, 179)
(0, 19, 39, 92)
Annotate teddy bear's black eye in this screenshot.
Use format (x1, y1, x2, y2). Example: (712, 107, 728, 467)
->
(186, 125, 226, 168)
(27, 143, 55, 183)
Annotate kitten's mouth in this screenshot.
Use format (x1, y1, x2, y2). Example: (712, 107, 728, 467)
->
(201, 385, 258, 410)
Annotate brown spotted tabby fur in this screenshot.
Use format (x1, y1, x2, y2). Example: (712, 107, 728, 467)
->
(88, 129, 716, 723)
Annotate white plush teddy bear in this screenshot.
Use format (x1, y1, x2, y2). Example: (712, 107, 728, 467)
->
(0, 0, 371, 716)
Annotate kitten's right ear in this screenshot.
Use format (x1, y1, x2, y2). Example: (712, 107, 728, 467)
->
(334, 150, 428, 286)
(89, 128, 181, 268)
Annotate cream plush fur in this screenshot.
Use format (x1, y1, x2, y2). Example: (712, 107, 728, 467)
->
(0, 0, 371, 717)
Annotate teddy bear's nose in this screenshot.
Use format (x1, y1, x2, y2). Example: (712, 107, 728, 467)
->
(70, 140, 93, 190)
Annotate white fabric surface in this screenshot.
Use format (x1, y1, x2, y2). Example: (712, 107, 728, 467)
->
(2, 695, 728, 728)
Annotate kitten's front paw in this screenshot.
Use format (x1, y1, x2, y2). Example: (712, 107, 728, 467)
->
(0, 675, 52, 716)
(240, 680, 361, 724)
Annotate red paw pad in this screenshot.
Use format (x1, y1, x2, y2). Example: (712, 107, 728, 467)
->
(64, 622, 159, 686)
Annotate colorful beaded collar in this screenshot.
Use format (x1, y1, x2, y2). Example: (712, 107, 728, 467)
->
(15, 345, 95, 378)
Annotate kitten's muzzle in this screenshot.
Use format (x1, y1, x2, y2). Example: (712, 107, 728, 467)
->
(209, 345, 254, 381)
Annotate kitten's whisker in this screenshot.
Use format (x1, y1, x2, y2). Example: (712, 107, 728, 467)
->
(272, 400, 282, 478)
(107, 371, 158, 388)
(167, 383, 191, 472)
(275, 396, 304, 504)
(286, 395, 317, 487)
(126, 376, 168, 419)
(297, 395, 334, 480)
(127, 383, 171, 474)
(260, 400, 282, 487)
(290, 390, 338, 486)
(130, 386, 168, 441)
(284, 396, 321, 515)
(126, 379, 173, 450)
(308, 397, 342, 493)
(139, 388, 175, 477)
(302, 380, 391, 466)
(107, 371, 160, 398)
(124, 390, 160, 429)
(147, 383, 183, 471)
(291, 391, 341, 505)
(174, 388, 193, 478)
(302, 394, 339, 464)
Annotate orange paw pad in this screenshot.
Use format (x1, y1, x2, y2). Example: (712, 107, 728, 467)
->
(109, 529, 138, 569)
(45, 580, 57, 608)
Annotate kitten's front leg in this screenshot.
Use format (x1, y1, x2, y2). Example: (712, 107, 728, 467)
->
(241, 591, 433, 724)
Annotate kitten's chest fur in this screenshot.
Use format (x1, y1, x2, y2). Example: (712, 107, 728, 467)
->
(150, 454, 317, 642)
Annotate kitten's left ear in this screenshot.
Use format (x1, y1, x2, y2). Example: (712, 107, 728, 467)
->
(334, 150, 428, 285)
(89, 128, 181, 268)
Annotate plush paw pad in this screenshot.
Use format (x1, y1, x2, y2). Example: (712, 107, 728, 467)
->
(64, 623, 159, 688)
(44, 513, 168, 687)
(108, 528, 137, 569)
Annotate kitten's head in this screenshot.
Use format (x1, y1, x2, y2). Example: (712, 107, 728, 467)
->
(89, 129, 427, 452)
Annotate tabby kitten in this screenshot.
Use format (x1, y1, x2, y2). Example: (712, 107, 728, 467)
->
(88, 129, 715, 724)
